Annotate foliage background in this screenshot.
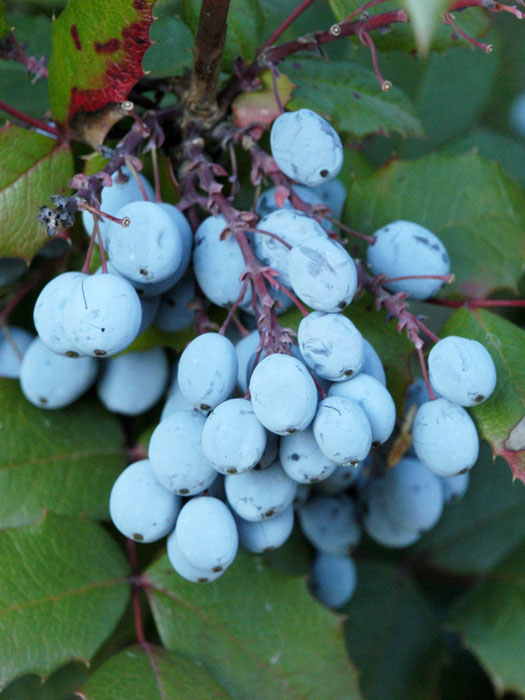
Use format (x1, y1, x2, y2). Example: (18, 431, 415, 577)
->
(0, 0, 524, 698)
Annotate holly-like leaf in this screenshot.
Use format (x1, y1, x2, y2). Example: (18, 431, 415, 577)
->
(402, 0, 451, 55)
(438, 308, 525, 482)
(48, 0, 155, 140)
(0, 663, 89, 700)
(0, 512, 129, 689)
(414, 442, 525, 576)
(0, 379, 126, 528)
(347, 151, 525, 298)
(282, 58, 423, 139)
(344, 561, 445, 700)
(0, 125, 72, 262)
(145, 551, 362, 700)
(143, 15, 194, 79)
(232, 70, 295, 131)
(0, 1, 10, 40)
(181, 0, 265, 72)
(80, 645, 234, 699)
(448, 543, 525, 694)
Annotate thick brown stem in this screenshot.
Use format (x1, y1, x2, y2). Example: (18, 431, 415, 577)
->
(183, 0, 231, 130)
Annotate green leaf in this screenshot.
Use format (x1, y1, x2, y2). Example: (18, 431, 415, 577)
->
(347, 151, 525, 298)
(143, 15, 194, 79)
(48, 0, 155, 129)
(283, 58, 423, 139)
(0, 1, 10, 40)
(280, 296, 414, 413)
(122, 323, 195, 355)
(344, 561, 445, 700)
(414, 442, 525, 576)
(181, 0, 265, 72)
(0, 125, 73, 263)
(233, 70, 295, 129)
(0, 379, 126, 527)
(0, 512, 129, 689)
(439, 308, 525, 482)
(145, 551, 362, 700)
(402, 0, 450, 56)
(0, 663, 89, 700)
(81, 645, 234, 699)
(448, 543, 525, 694)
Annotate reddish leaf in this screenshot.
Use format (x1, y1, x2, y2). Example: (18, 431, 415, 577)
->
(233, 70, 295, 132)
(48, 0, 155, 143)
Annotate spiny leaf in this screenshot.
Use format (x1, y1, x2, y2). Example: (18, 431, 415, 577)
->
(145, 551, 362, 700)
(347, 151, 525, 298)
(0, 379, 126, 527)
(448, 543, 525, 693)
(283, 58, 423, 139)
(439, 308, 525, 482)
(48, 0, 155, 141)
(0, 512, 129, 689)
(80, 645, 234, 699)
(0, 125, 72, 263)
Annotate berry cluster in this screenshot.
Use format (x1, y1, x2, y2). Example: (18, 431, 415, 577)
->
(0, 108, 498, 609)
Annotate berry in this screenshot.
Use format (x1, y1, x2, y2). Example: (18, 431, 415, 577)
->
(235, 504, 294, 553)
(270, 109, 343, 187)
(428, 335, 497, 406)
(225, 460, 297, 521)
(367, 220, 450, 300)
(279, 427, 337, 484)
(298, 494, 361, 554)
(313, 396, 372, 466)
(310, 552, 357, 608)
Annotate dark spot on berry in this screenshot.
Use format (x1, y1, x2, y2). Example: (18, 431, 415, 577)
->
(338, 301, 346, 309)
(458, 468, 468, 475)
(94, 349, 107, 356)
(290, 453, 300, 461)
(474, 394, 484, 403)
(100, 328, 105, 332)
(39, 397, 48, 405)
(309, 477, 319, 483)
(133, 533, 144, 541)
(197, 577, 209, 583)
(320, 169, 329, 178)
(264, 546, 276, 552)
(65, 350, 79, 358)
(344, 369, 354, 377)
(253, 463, 262, 471)
(226, 468, 238, 474)
(286, 428, 296, 434)
(179, 488, 189, 495)
(139, 268, 148, 276)
(200, 404, 211, 411)
(264, 508, 276, 518)
(212, 565, 223, 573)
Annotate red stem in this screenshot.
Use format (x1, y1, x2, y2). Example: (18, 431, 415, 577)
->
(219, 277, 250, 335)
(412, 316, 440, 344)
(429, 298, 525, 309)
(417, 346, 436, 401)
(263, 271, 309, 317)
(0, 99, 61, 137)
(260, 0, 319, 50)
(126, 539, 146, 646)
(327, 217, 376, 244)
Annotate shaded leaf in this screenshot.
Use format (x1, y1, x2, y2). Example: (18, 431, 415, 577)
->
(143, 15, 194, 79)
(344, 561, 446, 700)
(0, 1, 8, 40)
(0, 125, 73, 262)
(403, 0, 451, 55)
(280, 296, 414, 413)
(283, 58, 423, 139)
(347, 151, 525, 298)
(448, 543, 525, 694)
(122, 323, 194, 355)
(0, 512, 129, 689)
(439, 308, 525, 482)
(181, 0, 265, 71)
(414, 442, 525, 576)
(145, 551, 362, 700)
(0, 379, 126, 527)
(233, 70, 294, 130)
(0, 663, 89, 700)
(48, 0, 155, 135)
(81, 645, 233, 700)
